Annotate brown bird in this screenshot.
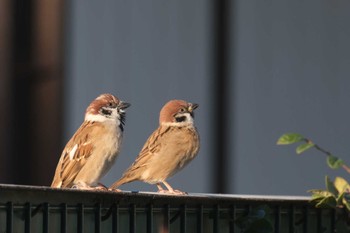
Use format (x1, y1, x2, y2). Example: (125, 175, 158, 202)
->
(51, 94, 130, 190)
(109, 99, 200, 195)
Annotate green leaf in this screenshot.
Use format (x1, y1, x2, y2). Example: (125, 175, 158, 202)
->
(334, 177, 349, 193)
(327, 155, 344, 169)
(325, 176, 338, 196)
(309, 191, 334, 203)
(276, 133, 304, 145)
(315, 196, 337, 208)
(336, 191, 345, 205)
(343, 193, 350, 211)
(344, 201, 350, 212)
(311, 195, 328, 202)
(296, 142, 315, 154)
(308, 189, 334, 196)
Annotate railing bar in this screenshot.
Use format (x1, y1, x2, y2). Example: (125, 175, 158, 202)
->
(197, 205, 203, 233)
(25, 202, 31, 233)
(163, 204, 170, 233)
(248, 204, 252, 212)
(112, 204, 119, 233)
(316, 208, 322, 233)
(213, 205, 219, 233)
(78, 204, 84, 233)
(180, 205, 186, 233)
(61, 203, 67, 233)
(303, 206, 308, 233)
(330, 208, 336, 232)
(274, 205, 281, 233)
(288, 204, 294, 233)
(130, 204, 136, 233)
(6, 202, 13, 233)
(229, 205, 235, 233)
(95, 203, 101, 233)
(43, 203, 49, 233)
(147, 204, 153, 233)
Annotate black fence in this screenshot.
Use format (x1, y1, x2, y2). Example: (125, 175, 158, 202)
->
(0, 184, 341, 233)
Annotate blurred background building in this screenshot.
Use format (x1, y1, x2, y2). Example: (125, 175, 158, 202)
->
(1, 0, 350, 195)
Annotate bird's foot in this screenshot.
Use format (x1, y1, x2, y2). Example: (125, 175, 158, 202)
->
(94, 185, 108, 191)
(108, 188, 122, 192)
(157, 189, 188, 195)
(96, 183, 108, 190)
(72, 183, 108, 191)
(158, 181, 188, 195)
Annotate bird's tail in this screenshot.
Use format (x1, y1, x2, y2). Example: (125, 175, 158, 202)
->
(109, 176, 133, 189)
(51, 176, 63, 188)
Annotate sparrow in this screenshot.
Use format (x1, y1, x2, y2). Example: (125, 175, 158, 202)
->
(51, 93, 130, 190)
(109, 99, 200, 195)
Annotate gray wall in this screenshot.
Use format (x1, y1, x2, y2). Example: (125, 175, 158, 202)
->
(65, 1, 350, 195)
(231, 1, 350, 195)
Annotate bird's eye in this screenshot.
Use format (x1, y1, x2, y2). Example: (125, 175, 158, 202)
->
(179, 108, 185, 113)
(108, 102, 116, 108)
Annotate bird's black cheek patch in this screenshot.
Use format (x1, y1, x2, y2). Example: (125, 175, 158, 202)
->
(101, 108, 112, 116)
(175, 116, 186, 122)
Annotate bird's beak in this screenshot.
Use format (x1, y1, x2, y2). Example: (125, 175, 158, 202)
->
(119, 101, 131, 110)
(188, 103, 199, 112)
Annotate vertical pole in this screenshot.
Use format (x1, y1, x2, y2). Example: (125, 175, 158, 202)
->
(11, 0, 34, 184)
(0, 0, 13, 183)
(9, 0, 65, 185)
(212, 0, 231, 193)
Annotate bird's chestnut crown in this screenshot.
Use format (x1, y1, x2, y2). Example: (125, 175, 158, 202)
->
(85, 94, 130, 116)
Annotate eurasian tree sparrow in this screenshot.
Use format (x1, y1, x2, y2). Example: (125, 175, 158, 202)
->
(51, 93, 130, 190)
(110, 99, 200, 195)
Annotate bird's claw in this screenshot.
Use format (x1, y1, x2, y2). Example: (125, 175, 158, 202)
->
(157, 189, 188, 195)
(71, 183, 108, 191)
(108, 188, 122, 192)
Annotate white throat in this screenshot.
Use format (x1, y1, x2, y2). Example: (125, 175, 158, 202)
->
(85, 113, 121, 126)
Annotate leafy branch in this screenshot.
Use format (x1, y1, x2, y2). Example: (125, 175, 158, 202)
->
(310, 176, 350, 209)
(277, 133, 349, 172)
(277, 133, 350, 212)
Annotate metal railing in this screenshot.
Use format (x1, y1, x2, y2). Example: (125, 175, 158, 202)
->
(0, 184, 337, 232)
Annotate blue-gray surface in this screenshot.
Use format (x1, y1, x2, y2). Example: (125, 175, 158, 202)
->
(64, 1, 350, 195)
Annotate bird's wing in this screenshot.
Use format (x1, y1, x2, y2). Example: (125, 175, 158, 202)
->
(127, 126, 171, 173)
(110, 126, 169, 188)
(51, 122, 96, 188)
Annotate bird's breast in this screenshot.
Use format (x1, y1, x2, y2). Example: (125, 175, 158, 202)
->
(142, 126, 199, 182)
(94, 122, 123, 160)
